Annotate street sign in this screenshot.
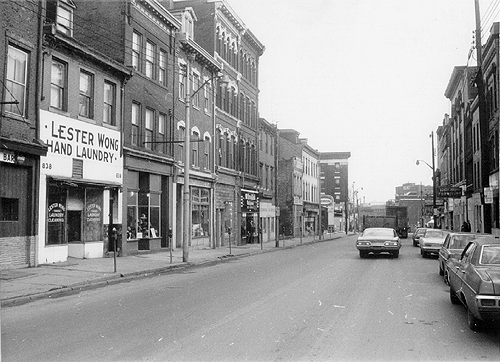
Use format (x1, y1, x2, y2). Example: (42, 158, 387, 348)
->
(438, 185, 462, 198)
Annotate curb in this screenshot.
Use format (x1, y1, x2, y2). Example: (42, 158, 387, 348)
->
(1, 234, 345, 308)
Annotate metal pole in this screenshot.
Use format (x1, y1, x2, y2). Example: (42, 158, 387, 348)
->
(431, 131, 437, 229)
(183, 53, 195, 262)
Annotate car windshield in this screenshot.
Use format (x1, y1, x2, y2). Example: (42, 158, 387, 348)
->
(425, 230, 444, 238)
(416, 229, 426, 236)
(480, 245, 500, 265)
(363, 229, 394, 237)
(451, 235, 476, 249)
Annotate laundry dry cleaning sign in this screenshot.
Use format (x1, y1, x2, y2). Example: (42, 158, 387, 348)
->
(39, 110, 123, 183)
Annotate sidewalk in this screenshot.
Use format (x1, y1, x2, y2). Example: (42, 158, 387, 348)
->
(0, 232, 347, 308)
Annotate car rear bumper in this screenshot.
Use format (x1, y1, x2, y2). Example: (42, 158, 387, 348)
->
(475, 296, 500, 321)
(357, 246, 400, 253)
(420, 246, 440, 254)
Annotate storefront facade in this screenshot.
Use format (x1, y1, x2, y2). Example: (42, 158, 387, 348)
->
(259, 200, 276, 243)
(38, 111, 123, 264)
(241, 189, 259, 244)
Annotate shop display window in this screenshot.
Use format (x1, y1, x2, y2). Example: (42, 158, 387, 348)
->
(192, 187, 210, 237)
(126, 172, 161, 240)
(46, 184, 103, 245)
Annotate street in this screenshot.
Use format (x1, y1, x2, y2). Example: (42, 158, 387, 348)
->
(2, 234, 500, 361)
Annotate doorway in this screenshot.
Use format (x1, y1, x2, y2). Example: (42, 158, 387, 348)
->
(67, 211, 82, 242)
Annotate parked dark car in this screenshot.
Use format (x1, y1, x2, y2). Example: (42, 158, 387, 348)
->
(419, 229, 449, 258)
(447, 236, 500, 331)
(439, 232, 489, 282)
(412, 227, 428, 247)
(356, 227, 401, 258)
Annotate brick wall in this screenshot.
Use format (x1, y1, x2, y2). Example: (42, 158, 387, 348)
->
(0, 236, 35, 269)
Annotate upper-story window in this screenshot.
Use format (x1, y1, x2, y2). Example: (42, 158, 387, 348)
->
(56, 0, 75, 36)
(192, 130, 200, 167)
(179, 63, 186, 100)
(145, 108, 154, 150)
(131, 102, 141, 146)
(132, 31, 142, 71)
(79, 70, 94, 118)
(145, 41, 155, 79)
(204, 82, 211, 113)
(184, 15, 194, 39)
(4, 45, 28, 117)
(192, 73, 200, 108)
(103, 81, 116, 125)
(50, 58, 67, 111)
(159, 49, 167, 86)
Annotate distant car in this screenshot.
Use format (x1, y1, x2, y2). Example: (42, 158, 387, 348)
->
(356, 227, 401, 258)
(412, 227, 428, 247)
(447, 236, 500, 331)
(419, 229, 449, 258)
(439, 232, 488, 282)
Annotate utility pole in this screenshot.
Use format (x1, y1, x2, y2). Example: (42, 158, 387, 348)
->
(474, 0, 492, 233)
(431, 131, 437, 229)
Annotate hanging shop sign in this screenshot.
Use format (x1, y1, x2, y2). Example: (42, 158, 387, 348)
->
(241, 190, 259, 212)
(438, 185, 462, 198)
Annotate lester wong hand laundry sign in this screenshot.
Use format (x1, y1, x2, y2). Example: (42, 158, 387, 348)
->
(39, 110, 123, 183)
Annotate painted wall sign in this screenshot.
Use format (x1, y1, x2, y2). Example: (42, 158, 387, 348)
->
(40, 110, 123, 183)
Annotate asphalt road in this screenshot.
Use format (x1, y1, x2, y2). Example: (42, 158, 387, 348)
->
(2, 234, 500, 361)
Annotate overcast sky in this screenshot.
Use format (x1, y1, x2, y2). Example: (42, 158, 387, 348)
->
(221, 0, 498, 204)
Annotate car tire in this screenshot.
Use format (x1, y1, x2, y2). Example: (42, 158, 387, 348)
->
(439, 262, 444, 276)
(392, 251, 399, 258)
(443, 269, 449, 285)
(413, 240, 417, 247)
(359, 251, 366, 258)
(467, 307, 484, 332)
(450, 287, 460, 305)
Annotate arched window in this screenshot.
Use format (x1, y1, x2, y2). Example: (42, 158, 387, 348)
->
(240, 93, 245, 121)
(216, 27, 222, 55)
(191, 129, 200, 167)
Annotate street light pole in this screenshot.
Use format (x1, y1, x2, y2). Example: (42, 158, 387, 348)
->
(182, 52, 229, 262)
(431, 131, 437, 229)
(416, 131, 437, 229)
(183, 52, 196, 262)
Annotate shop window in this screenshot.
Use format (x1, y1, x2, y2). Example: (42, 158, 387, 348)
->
(1, 198, 19, 221)
(192, 187, 210, 237)
(126, 172, 161, 240)
(47, 185, 67, 245)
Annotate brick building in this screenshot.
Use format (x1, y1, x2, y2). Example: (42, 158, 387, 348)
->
(258, 117, 277, 243)
(320, 152, 351, 233)
(0, 1, 48, 267)
(35, 0, 132, 263)
(174, 0, 265, 245)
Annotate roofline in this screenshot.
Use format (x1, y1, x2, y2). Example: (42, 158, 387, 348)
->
(444, 66, 467, 99)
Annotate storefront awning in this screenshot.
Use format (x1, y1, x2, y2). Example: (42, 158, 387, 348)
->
(47, 176, 122, 188)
